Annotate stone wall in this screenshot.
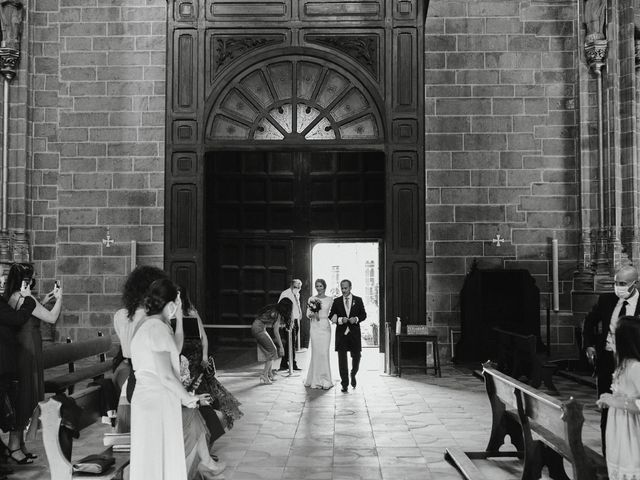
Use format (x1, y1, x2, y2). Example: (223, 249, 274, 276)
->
(424, 0, 580, 352)
(27, 0, 166, 341)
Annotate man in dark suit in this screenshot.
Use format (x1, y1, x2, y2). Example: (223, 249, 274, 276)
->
(583, 265, 639, 456)
(329, 279, 367, 393)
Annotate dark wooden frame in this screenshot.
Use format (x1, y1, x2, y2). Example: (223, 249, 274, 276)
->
(165, 0, 428, 344)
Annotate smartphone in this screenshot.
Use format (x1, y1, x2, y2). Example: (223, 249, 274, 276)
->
(20, 280, 29, 293)
(54, 280, 60, 289)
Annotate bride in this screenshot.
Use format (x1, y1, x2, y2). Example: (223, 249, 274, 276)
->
(304, 279, 334, 389)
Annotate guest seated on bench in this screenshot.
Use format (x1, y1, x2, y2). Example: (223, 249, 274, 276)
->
(596, 316, 640, 479)
(130, 278, 224, 480)
(5, 262, 62, 464)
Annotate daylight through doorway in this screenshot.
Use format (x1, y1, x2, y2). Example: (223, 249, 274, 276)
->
(311, 242, 380, 348)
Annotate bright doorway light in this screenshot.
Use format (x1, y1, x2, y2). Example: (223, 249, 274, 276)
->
(311, 242, 380, 347)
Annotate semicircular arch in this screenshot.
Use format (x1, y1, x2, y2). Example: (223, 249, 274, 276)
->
(204, 47, 386, 145)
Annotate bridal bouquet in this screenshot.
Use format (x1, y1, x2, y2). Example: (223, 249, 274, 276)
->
(307, 297, 322, 316)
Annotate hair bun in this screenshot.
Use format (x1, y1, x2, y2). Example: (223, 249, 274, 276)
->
(144, 292, 165, 314)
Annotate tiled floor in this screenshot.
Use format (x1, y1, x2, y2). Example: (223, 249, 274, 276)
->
(6, 349, 601, 480)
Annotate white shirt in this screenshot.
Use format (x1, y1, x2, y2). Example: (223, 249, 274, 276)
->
(279, 288, 302, 320)
(343, 295, 352, 317)
(606, 290, 639, 352)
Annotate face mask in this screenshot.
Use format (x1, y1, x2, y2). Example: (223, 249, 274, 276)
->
(615, 284, 634, 299)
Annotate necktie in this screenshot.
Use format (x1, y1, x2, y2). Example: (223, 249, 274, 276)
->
(620, 300, 629, 317)
(345, 296, 350, 315)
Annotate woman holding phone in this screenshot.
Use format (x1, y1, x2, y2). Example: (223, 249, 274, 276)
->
(4, 263, 62, 463)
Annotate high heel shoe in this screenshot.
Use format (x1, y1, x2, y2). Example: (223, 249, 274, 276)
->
(7, 448, 33, 465)
(19, 443, 37, 460)
(259, 374, 272, 385)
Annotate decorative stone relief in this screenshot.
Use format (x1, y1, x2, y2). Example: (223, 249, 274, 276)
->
(305, 35, 379, 78)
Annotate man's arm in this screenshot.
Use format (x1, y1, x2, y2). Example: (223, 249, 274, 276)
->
(583, 296, 604, 349)
(0, 296, 37, 327)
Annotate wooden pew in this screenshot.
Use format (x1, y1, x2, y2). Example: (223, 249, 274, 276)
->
(445, 363, 607, 480)
(40, 394, 129, 480)
(43, 333, 113, 395)
(493, 327, 559, 394)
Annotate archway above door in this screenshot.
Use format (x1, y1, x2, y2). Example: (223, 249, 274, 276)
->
(206, 57, 384, 143)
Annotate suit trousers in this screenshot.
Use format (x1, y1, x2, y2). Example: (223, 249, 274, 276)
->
(338, 350, 361, 389)
(597, 350, 615, 458)
(279, 321, 299, 369)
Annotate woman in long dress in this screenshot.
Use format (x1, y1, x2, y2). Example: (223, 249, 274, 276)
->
(130, 279, 219, 480)
(597, 316, 640, 480)
(304, 279, 334, 390)
(5, 263, 62, 463)
(251, 298, 291, 384)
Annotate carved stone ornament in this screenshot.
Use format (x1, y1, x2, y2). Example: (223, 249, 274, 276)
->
(584, 38, 608, 70)
(0, 0, 23, 81)
(583, 0, 606, 41)
(213, 37, 283, 70)
(306, 35, 379, 78)
(12, 230, 29, 263)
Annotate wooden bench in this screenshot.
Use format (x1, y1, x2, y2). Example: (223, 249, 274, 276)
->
(493, 327, 559, 394)
(40, 392, 129, 480)
(43, 333, 113, 395)
(445, 363, 607, 480)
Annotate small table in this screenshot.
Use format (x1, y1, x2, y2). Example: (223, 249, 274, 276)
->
(396, 334, 441, 377)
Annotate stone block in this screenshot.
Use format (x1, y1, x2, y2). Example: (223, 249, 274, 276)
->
(471, 116, 513, 133)
(452, 151, 500, 169)
(91, 257, 126, 276)
(113, 173, 148, 189)
(61, 294, 89, 312)
(469, 1, 519, 16)
(59, 209, 97, 225)
(108, 22, 150, 36)
(445, 18, 485, 34)
(33, 246, 56, 261)
(425, 85, 471, 98)
(464, 133, 507, 151)
(527, 212, 576, 228)
(442, 188, 488, 204)
(57, 257, 90, 275)
(60, 23, 106, 36)
(427, 1, 466, 18)
(63, 276, 104, 294)
(109, 51, 151, 66)
(73, 173, 112, 190)
(424, 35, 457, 52)
(69, 83, 107, 96)
(508, 35, 549, 52)
(34, 153, 60, 170)
(486, 17, 521, 34)
(34, 231, 57, 245)
(60, 52, 106, 67)
(507, 133, 539, 150)
(493, 98, 524, 115)
(543, 170, 575, 183)
(425, 70, 456, 84)
(99, 158, 133, 172)
(61, 66, 97, 81)
(535, 70, 573, 84)
(435, 241, 484, 257)
(59, 128, 88, 142)
(60, 158, 97, 173)
(97, 66, 144, 81)
(87, 313, 113, 328)
(436, 98, 492, 116)
(471, 170, 505, 187)
(428, 274, 466, 294)
(107, 81, 154, 96)
(105, 276, 127, 294)
(458, 35, 507, 52)
(531, 182, 577, 196)
(488, 187, 530, 204)
(424, 52, 446, 69)
(59, 191, 107, 207)
(520, 195, 569, 211)
(542, 139, 574, 156)
(484, 241, 516, 257)
(516, 85, 546, 97)
(471, 85, 514, 97)
(426, 293, 451, 311)
(426, 152, 452, 170)
(90, 127, 137, 142)
(60, 112, 109, 128)
(425, 134, 463, 151)
(427, 170, 469, 187)
(108, 190, 156, 207)
(109, 226, 153, 242)
(98, 208, 140, 225)
(430, 224, 473, 241)
(456, 69, 499, 84)
(140, 208, 164, 225)
(89, 294, 122, 311)
(68, 226, 107, 243)
(151, 226, 164, 243)
(541, 52, 574, 70)
(58, 243, 101, 256)
(524, 21, 573, 36)
(109, 112, 142, 126)
(425, 117, 470, 133)
(107, 142, 158, 156)
(447, 52, 485, 70)
(93, 37, 136, 51)
(425, 205, 454, 222)
(500, 70, 534, 84)
(507, 170, 542, 186)
(75, 97, 132, 112)
(455, 205, 505, 222)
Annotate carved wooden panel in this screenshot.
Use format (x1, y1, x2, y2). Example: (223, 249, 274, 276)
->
(171, 184, 198, 252)
(392, 183, 418, 252)
(392, 119, 417, 144)
(300, 0, 383, 21)
(173, 30, 198, 113)
(392, 151, 418, 176)
(171, 262, 198, 304)
(305, 33, 380, 80)
(393, 262, 419, 323)
(206, 0, 291, 21)
(206, 31, 288, 85)
(173, 120, 198, 143)
(393, 28, 416, 111)
(172, 152, 198, 176)
(393, 0, 416, 20)
(174, 0, 198, 22)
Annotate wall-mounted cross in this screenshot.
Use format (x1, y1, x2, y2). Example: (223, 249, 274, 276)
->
(492, 234, 505, 247)
(102, 228, 115, 248)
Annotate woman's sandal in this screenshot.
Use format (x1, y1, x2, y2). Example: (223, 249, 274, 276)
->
(7, 448, 33, 465)
(258, 374, 272, 385)
(20, 443, 37, 460)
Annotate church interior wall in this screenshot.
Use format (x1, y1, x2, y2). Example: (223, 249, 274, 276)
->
(424, 0, 580, 354)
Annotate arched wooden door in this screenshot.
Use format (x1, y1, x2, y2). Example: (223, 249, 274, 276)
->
(165, 0, 427, 346)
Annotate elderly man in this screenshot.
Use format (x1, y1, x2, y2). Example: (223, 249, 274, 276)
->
(278, 278, 302, 371)
(583, 265, 640, 456)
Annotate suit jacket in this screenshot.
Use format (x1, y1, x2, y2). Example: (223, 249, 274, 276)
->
(583, 292, 640, 354)
(329, 295, 367, 352)
(582, 291, 640, 395)
(279, 288, 302, 321)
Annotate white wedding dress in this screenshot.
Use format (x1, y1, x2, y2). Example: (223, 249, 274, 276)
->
(304, 296, 334, 389)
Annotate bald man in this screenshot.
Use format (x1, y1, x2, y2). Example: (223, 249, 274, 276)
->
(583, 265, 640, 456)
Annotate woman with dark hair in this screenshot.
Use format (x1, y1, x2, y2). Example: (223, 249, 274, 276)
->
(5, 263, 62, 463)
(112, 266, 167, 432)
(251, 298, 291, 384)
(304, 278, 334, 390)
(130, 279, 222, 480)
(597, 316, 640, 479)
(176, 285, 243, 431)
